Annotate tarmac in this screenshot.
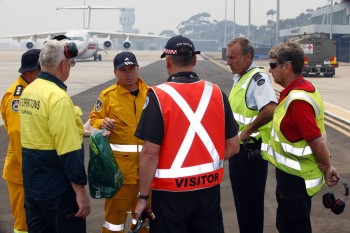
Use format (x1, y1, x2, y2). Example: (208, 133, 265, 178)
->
(0, 49, 350, 233)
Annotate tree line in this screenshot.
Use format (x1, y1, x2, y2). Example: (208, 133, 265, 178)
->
(158, 10, 314, 47)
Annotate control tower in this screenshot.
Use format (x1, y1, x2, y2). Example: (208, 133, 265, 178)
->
(119, 8, 139, 33)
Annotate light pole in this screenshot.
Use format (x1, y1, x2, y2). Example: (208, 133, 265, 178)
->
(276, 0, 280, 44)
(224, 0, 227, 45)
(83, 0, 86, 29)
(248, 0, 251, 40)
(330, 0, 333, 39)
(233, 0, 236, 38)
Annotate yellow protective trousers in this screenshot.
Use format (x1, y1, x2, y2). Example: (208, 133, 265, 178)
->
(7, 181, 28, 233)
(102, 183, 149, 233)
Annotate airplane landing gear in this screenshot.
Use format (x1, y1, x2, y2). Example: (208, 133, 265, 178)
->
(93, 53, 102, 61)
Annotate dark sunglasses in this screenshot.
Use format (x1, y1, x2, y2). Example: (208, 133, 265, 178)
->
(269, 61, 292, 69)
(269, 62, 279, 69)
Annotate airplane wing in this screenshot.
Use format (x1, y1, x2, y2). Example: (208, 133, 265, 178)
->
(0, 31, 67, 41)
(87, 30, 167, 51)
(88, 30, 165, 40)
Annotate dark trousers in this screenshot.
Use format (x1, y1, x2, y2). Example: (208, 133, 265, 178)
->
(24, 189, 86, 233)
(275, 168, 312, 233)
(150, 185, 224, 233)
(229, 143, 268, 233)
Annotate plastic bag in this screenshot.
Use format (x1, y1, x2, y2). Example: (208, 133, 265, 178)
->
(88, 130, 123, 198)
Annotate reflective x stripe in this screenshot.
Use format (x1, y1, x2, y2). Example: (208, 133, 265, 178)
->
(271, 129, 312, 156)
(103, 221, 124, 231)
(155, 82, 221, 177)
(261, 143, 301, 170)
(233, 112, 256, 125)
(110, 144, 142, 153)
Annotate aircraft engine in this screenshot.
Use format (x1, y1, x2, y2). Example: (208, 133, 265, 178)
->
(26, 40, 36, 49)
(122, 38, 132, 50)
(103, 40, 113, 50)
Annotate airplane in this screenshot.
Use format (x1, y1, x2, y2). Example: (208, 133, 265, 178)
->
(0, 6, 165, 61)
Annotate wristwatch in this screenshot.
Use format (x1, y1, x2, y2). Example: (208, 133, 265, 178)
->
(137, 192, 149, 200)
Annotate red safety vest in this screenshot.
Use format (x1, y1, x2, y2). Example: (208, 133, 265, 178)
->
(151, 80, 225, 191)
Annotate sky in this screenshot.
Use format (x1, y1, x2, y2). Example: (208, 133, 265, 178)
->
(0, 0, 338, 37)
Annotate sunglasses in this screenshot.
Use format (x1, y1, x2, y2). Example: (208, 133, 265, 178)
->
(269, 61, 292, 69)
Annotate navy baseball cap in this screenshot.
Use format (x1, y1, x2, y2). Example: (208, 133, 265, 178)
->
(113, 52, 138, 69)
(160, 35, 200, 58)
(18, 49, 41, 73)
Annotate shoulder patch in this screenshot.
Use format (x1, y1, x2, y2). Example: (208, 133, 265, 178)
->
(11, 99, 19, 112)
(14, 85, 24, 96)
(143, 96, 149, 110)
(257, 79, 265, 86)
(95, 99, 103, 111)
(252, 73, 262, 82)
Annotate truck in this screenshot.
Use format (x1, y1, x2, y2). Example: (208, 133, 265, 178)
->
(290, 34, 338, 77)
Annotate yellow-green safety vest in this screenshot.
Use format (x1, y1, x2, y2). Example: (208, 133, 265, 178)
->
(228, 67, 272, 146)
(261, 90, 325, 196)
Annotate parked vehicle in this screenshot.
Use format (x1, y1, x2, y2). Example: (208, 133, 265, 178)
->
(291, 34, 338, 77)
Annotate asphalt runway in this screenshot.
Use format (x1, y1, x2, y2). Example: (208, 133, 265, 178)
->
(0, 50, 349, 232)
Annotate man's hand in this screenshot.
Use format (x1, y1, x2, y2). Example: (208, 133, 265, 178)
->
(102, 117, 116, 131)
(135, 199, 148, 219)
(324, 165, 340, 187)
(75, 191, 91, 218)
(71, 182, 91, 218)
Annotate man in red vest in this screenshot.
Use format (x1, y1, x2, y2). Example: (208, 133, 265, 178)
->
(134, 35, 240, 233)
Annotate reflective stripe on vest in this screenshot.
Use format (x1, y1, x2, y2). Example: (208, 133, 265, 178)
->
(233, 112, 256, 125)
(152, 81, 224, 191)
(271, 129, 313, 156)
(110, 144, 142, 153)
(155, 160, 224, 178)
(103, 221, 124, 231)
(261, 143, 323, 189)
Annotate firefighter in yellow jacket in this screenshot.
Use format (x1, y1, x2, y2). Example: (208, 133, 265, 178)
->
(1, 49, 41, 233)
(89, 52, 149, 233)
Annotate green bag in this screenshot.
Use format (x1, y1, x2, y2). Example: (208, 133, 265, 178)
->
(88, 130, 123, 199)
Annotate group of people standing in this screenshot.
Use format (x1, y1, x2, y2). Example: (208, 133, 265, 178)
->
(1, 34, 341, 233)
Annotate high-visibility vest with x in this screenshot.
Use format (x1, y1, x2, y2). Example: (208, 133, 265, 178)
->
(151, 80, 225, 191)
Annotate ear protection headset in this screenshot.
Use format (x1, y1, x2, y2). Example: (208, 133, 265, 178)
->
(64, 42, 78, 59)
(243, 137, 262, 162)
(322, 180, 349, 215)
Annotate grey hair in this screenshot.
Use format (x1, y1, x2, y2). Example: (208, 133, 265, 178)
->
(39, 40, 66, 67)
(227, 37, 255, 58)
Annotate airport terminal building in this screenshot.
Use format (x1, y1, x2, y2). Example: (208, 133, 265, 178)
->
(280, 1, 350, 62)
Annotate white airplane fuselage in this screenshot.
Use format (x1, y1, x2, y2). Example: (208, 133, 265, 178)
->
(65, 30, 98, 59)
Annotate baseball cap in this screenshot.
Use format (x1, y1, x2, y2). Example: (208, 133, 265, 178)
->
(18, 49, 41, 73)
(113, 52, 139, 69)
(160, 35, 200, 58)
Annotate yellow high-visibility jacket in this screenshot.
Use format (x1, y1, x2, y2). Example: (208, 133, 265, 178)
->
(1, 76, 28, 184)
(90, 78, 148, 184)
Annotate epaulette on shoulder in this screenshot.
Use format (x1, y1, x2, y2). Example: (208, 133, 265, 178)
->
(101, 85, 117, 96)
(14, 85, 24, 96)
(252, 72, 263, 82)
